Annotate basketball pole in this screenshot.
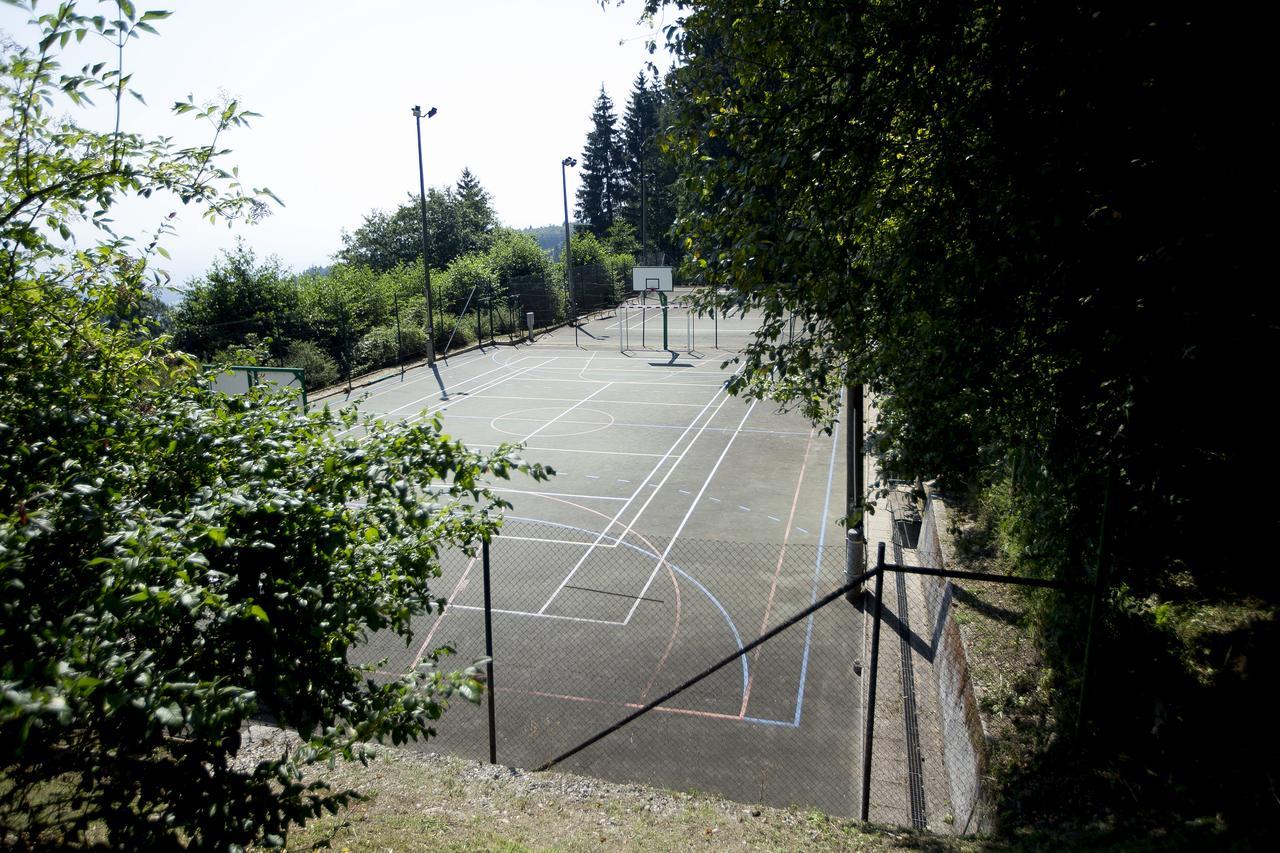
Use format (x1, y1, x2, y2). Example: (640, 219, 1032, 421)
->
(659, 290, 669, 350)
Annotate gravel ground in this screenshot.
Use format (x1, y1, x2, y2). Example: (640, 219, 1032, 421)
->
(234, 725, 971, 851)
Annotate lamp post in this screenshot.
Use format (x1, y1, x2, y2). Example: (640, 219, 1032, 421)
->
(412, 105, 438, 363)
(561, 156, 577, 336)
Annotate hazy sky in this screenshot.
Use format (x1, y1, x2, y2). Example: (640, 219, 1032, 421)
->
(0, 1, 672, 286)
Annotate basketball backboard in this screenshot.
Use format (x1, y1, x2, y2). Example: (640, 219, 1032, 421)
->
(631, 265, 674, 292)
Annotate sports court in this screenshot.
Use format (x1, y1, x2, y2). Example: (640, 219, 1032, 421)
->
(343, 295, 865, 815)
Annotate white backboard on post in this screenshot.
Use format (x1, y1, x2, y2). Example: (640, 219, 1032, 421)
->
(632, 265, 674, 292)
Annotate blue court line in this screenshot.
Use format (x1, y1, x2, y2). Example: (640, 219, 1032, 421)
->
(791, 399, 842, 727)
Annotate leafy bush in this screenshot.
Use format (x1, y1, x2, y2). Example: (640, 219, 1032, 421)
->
(441, 253, 497, 315)
(487, 229, 550, 283)
(355, 325, 430, 373)
(283, 340, 339, 390)
(435, 314, 475, 351)
(210, 332, 276, 367)
(0, 7, 550, 847)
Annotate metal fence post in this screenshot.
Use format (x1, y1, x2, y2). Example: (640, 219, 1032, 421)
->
(859, 542, 886, 822)
(482, 538, 497, 765)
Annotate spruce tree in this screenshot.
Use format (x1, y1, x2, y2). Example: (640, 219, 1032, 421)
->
(575, 87, 622, 238)
(618, 72, 661, 252)
(453, 167, 497, 255)
(648, 84, 681, 262)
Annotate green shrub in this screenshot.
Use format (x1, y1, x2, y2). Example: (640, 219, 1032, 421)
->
(0, 8, 552, 848)
(435, 314, 474, 352)
(356, 325, 430, 373)
(284, 340, 339, 390)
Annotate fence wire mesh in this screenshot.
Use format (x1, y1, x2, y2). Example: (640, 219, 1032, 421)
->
(352, 519, 866, 816)
(351, 510, 1077, 834)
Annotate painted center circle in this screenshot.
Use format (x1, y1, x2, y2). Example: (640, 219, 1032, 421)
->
(491, 407, 615, 438)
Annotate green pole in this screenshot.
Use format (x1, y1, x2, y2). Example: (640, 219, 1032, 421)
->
(659, 290, 669, 350)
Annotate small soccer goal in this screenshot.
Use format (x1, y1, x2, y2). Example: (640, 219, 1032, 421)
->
(618, 301, 696, 353)
(205, 365, 307, 411)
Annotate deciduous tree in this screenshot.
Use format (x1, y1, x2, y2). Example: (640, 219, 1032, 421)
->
(0, 5, 548, 846)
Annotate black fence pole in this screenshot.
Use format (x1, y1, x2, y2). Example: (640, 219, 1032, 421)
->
(394, 292, 403, 378)
(860, 542, 886, 822)
(482, 539, 497, 765)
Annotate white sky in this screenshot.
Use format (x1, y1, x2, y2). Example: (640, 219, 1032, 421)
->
(0, 1, 671, 286)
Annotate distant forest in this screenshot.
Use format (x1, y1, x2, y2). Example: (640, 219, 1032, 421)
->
(518, 224, 567, 259)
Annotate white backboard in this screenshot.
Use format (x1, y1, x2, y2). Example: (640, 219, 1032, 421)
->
(631, 265, 674, 292)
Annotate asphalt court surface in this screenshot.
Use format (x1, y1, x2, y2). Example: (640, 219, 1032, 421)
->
(345, 310, 864, 815)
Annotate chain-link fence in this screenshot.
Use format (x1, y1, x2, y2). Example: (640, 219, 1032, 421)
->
(570, 263, 626, 317)
(855, 493, 1092, 834)
(353, 519, 869, 816)
(348, 500, 1091, 835)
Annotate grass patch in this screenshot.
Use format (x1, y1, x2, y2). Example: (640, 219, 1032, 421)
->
(273, 747, 975, 852)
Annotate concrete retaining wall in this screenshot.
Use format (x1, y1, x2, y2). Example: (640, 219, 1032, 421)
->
(917, 491, 991, 834)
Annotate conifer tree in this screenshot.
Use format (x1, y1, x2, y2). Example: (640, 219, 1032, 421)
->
(575, 87, 622, 238)
(618, 72, 661, 252)
(452, 167, 497, 256)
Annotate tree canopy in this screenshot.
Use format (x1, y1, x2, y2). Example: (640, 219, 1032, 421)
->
(335, 169, 498, 273)
(644, 0, 1277, 828)
(0, 4, 547, 846)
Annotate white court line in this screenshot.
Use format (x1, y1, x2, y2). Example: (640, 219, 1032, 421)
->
(585, 371, 750, 549)
(441, 412, 809, 437)
(491, 488, 627, 502)
(467, 443, 668, 459)
(509, 375, 727, 388)
(623, 399, 760, 624)
(527, 364, 723, 376)
(337, 356, 531, 436)
(577, 352, 596, 380)
(338, 347, 512, 409)
(535, 367, 744, 614)
(501, 535, 598, 547)
(603, 308, 657, 334)
(475, 394, 714, 408)
(443, 604, 623, 627)
(344, 358, 556, 438)
(519, 383, 613, 442)
(382, 357, 534, 419)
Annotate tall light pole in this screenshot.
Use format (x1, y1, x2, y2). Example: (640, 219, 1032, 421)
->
(561, 156, 577, 335)
(412, 105, 438, 363)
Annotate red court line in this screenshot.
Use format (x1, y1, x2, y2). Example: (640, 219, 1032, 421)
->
(504, 491, 684, 707)
(739, 427, 818, 717)
(638, 560, 682, 703)
(411, 555, 478, 667)
(498, 686, 746, 723)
